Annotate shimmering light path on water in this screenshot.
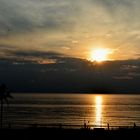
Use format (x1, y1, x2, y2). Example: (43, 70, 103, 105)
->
(95, 96, 102, 126)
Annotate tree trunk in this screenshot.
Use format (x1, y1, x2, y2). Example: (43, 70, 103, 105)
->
(0, 99, 3, 128)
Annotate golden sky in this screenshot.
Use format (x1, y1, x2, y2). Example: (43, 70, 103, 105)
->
(0, 0, 140, 62)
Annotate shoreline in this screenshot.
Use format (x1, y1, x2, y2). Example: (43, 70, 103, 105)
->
(0, 127, 140, 140)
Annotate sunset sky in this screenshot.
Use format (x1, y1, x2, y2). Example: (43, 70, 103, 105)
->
(0, 0, 140, 93)
(0, 0, 140, 62)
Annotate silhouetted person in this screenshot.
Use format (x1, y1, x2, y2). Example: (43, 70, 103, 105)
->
(84, 122, 87, 129)
(133, 122, 136, 128)
(87, 121, 90, 129)
(107, 123, 109, 130)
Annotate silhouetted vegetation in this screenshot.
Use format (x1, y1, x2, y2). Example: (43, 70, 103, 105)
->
(0, 83, 13, 128)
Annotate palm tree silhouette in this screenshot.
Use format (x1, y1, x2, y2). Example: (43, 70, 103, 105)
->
(0, 83, 13, 128)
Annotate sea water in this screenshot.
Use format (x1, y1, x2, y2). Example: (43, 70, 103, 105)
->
(3, 93, 140, 128)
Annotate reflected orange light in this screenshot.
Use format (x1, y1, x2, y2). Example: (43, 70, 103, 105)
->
(95, 96, 102, 126)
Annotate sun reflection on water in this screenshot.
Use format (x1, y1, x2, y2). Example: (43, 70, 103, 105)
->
(95, 96, 102, 127)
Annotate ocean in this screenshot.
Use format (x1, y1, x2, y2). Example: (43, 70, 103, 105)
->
(2, 93, 140, 128)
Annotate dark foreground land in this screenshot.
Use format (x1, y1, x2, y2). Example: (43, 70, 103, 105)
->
(0, 127, 140, 140)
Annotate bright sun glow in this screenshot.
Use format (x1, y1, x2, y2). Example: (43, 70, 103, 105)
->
(90, 48, 110, 62)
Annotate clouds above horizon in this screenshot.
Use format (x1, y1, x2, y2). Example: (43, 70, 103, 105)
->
(0, 55, 140, 93)
(0, 0, 140, 60)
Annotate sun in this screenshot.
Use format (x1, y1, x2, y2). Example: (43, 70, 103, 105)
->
(90, 48, 110, 62)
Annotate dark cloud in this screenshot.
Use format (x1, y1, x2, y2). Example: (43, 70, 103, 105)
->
(0, 0, 79, 36)
(0, 0, 140, 35)
(11, 50, 64, 59)
(0, 57, 140, 93)
(0, 49, 67, 64)
(0, 0, 33, 35)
